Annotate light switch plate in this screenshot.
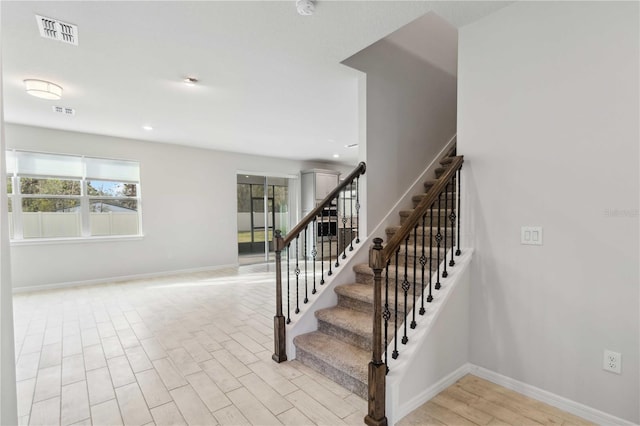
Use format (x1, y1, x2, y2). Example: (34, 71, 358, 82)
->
(521, 226, 543, 245)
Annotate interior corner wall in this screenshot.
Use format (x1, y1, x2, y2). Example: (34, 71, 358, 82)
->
(343, 38, 457, 235)
(458, 1, 639, 422)
(5, 124, 345, 290)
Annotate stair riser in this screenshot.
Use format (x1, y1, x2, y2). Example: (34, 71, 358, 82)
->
(295, 347, 367, 399)
(355, 271, 440, 291)
(317, 319, 372, 351)
(337, 294, 414, 317)
(412, 195, 457, 209)
(400, 212, 451, 225)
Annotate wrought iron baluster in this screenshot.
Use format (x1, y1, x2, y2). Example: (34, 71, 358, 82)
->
(328, 204, 333, 276)
(304, 226, 308, 304)
(419, 214, 427, 315)
(392, 249, 399, 359)
(349, 182, 354, 251)
(402, 236, 410, 344)
(456, 167, 462, 256)
(335, 192, 340, 268)
(436, 193, 442, 290)
(442, 181, 449, 278)
(295, 236, 300, 314)
(355, 176, 360, 243)
(342, 187, 347, 259)
(411, 225, 417, 329)
(383, 260, 390, 368)
(312, 219, 318, 294)
(286, 244, 291, 323)
(321, 207, 326, 282)
(450, 174, 456, 267)
(428, 204, 434, 302)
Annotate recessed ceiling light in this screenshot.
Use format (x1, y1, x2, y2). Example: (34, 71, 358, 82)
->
(142, 125, 153, 131)
(183, 77, 198, 86)
(333, 154, 340, 158)
(24, 79, 63, 100)
(344, 143, 358, 148)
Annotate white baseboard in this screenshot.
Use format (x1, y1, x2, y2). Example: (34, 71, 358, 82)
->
(12, 263, 239, 293)
(469, 365, 638, 426)
(394, 363, 472, 424)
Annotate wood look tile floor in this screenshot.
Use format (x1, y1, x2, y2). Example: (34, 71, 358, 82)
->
(13, 265, 366, 426)
(14, 264, 593, 426)
(398, 375, 595, 426)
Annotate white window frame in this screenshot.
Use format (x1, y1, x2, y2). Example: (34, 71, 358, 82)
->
(6, 150, 143, 243)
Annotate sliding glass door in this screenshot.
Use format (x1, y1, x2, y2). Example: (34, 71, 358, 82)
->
(237, 175, 289, 264)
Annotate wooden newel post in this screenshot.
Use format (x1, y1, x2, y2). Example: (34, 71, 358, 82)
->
(365, 238, 388, 426)
(272, 230, 287, 363)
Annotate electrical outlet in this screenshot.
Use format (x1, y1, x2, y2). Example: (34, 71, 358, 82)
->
(603, 350, 621, 374)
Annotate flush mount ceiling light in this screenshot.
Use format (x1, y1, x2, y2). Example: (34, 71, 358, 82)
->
(296, 0, 315, 16)
(333, 154, 340, 158)
(142, 125, 153, 131)
(24, 79, 63, 100)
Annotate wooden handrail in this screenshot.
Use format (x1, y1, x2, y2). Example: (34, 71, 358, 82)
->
(281, 162, 366, 248)
(379, 156, 463, 263)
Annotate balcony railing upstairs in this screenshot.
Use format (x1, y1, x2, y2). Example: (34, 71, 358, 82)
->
(272, 162, 366, 362)
(365, 155, 463, 426)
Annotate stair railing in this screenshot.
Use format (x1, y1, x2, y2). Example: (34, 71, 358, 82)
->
(273, 162, 366, 363)
(365, 155, 463, 426)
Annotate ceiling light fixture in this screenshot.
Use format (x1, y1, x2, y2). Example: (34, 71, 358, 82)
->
(24, 79, 63, 100)
(183, 77, 198, 86)
(142, 125, 153, 131)
(333, 154, 340, 158)
(296, 0, 315, 16)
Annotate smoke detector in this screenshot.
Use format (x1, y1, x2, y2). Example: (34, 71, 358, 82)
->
(36, 15, 78, 45)
(296, 0, 315, 16)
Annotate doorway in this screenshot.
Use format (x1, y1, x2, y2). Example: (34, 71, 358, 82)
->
(237, 175, 290, 265)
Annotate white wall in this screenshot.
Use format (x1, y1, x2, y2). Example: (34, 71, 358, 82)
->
(343, 28, 457, 235)
(458, 2, 639, 422)
(0, 7, 19, 420)
(6, 124, 349, 289)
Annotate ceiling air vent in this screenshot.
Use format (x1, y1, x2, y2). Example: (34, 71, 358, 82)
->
(52, 106, 75, 116)
(36, 15, 78, 46)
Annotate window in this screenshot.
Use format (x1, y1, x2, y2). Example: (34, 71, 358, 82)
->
(5, 150, 142, 240)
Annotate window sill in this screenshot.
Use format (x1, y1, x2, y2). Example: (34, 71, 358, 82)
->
(10, 235, 144, 246)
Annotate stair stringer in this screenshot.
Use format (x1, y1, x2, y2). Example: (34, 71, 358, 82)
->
(385, 249, 474, 425)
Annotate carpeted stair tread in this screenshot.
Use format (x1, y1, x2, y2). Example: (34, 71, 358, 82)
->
(293, 331, 369, 397)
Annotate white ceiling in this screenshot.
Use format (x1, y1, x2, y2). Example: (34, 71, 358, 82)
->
(1, 1, 512, 164)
